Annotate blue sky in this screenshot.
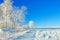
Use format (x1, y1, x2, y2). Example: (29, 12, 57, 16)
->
(0, 0, 60, 27)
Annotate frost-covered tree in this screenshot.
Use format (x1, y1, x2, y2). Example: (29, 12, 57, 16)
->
(0, 0, 27, 29)
(0, 0, 29, 40)
(29, 21, 34, 28)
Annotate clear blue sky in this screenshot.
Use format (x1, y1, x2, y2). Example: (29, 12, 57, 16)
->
(0, 0, 60, 27)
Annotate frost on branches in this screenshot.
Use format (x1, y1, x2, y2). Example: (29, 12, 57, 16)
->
(0, 0, 29, 40)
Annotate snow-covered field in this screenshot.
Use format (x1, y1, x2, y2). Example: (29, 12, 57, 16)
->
(13, 29, 60, 40)
(0, 28, 60, 40)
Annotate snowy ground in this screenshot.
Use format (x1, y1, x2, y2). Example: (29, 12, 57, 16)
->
(0, 28, 60, 40)
(13, 29, 60, 40)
